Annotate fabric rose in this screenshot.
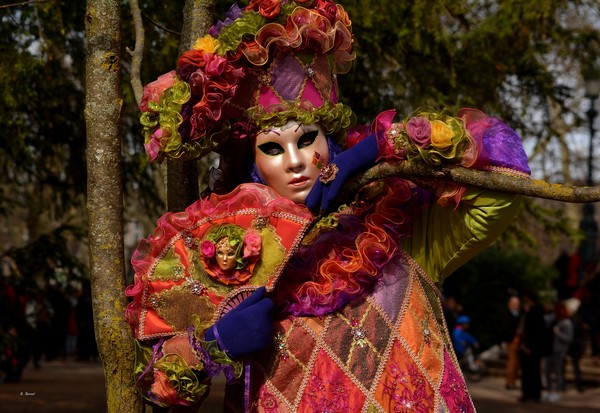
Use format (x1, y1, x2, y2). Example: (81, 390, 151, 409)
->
(406, 116, 431, 148)
(315, 0, 338, 22)
(243, 229, 262, 258)
(151, 370, 188, 406)
(247, 0, 281, 19)
(430, 120, 454, 150)
(193, 35, 220, 53)
(144, 129, 163, 162)
(231, 121, 258, 140)
(200, 240, 216, 258)
(140, 71, 177, 112)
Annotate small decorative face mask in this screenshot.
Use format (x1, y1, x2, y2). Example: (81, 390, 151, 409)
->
(215, 237, 236, 272)
(254, 122, 330, 204)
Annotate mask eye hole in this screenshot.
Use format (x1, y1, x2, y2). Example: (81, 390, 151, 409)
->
(258, 142, 284, 156)
(297, 130, 318, 149)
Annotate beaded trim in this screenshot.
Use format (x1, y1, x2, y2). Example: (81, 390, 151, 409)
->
(484, 165, 531, 179)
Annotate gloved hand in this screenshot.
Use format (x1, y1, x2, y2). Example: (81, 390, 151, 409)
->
(204, 287, 273, 358)
(305, 134, 379, 213)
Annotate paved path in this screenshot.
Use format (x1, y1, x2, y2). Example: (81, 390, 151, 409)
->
(1, 360, 598, 412)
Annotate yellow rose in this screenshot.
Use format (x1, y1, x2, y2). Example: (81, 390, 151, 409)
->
(193, 35, 220, 53)
(430, 120, 454, 150)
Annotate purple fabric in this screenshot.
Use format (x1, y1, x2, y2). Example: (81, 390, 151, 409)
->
(244, 359, 251, 413)
(483, 118, 530, 174)
(137, 338, 165, 386)
(211, 324, 230, 355)
(188, 325, 238, 383)
(269, 54, 306, 102)
(209, 3, 244, 36)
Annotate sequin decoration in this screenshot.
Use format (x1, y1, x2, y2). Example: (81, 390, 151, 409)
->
(274, 332, 289, 362)
(172, 266, 183, 277)
(183, 231, 198, 250)
(187, 279, 204, 295)
(351, 319, 368, 348)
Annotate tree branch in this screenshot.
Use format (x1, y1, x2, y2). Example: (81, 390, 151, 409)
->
(127, 0, 144, 106)
(346, 162, 600, 203)
(0, 0, 47, 9)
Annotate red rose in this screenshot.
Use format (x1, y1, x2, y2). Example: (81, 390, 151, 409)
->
(315, 0, 337, 22)
(247, 0, 281, 19)
(259, 0, 281, 19)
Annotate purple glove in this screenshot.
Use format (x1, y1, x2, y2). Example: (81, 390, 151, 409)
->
(204, 287, 273, 358)
(305, 134, 379, 213)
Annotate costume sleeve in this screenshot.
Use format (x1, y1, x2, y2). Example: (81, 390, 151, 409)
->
(381, 109, 530, 283)
(401, 189, 521, 283)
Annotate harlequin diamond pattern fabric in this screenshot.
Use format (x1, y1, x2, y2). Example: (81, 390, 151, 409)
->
(243, 252, 475, 413)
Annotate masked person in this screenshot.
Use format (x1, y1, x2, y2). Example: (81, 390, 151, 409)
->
(126, 2, 530, 412)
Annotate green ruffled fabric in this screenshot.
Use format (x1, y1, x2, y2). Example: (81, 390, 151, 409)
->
(140, 79, 191, 159)
(133, 340, 211, 407)
(202, 339, 244, 379)
(217, 11, 265, 55)
(155, 354, 210, 404)
(189, 314, 244, 379)
(248, 102, 355, 140)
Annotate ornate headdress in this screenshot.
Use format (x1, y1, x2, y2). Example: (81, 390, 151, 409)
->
(140, 1, 356, 162)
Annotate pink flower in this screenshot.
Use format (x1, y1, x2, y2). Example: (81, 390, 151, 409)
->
(200, 240, 216, 258)
(140, 71, 177, 112)
(243, 230, 262, 258)
(144, 128, 163, 161)
(406, 116, 432, 148)
(150, 370, 191, 406)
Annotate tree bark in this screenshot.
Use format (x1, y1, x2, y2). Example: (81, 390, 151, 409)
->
(345, 162, 600, 204)
(85, 1, 142, 412)
(165, 0, 217, 212)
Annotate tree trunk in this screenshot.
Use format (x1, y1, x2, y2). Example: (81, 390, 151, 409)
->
(165, 0, 217, 212)
(85, 1, 142, 412)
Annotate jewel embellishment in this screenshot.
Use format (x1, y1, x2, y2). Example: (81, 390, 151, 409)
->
(351, 319, 368, 348)
(252, 216, 269, 230)
(183, 231, 198, 250)
(187, 280, 204, 295)
(148, 294, 163, 308)
(257, 70, 270, 85)
(306, 66, 315, 77)
(172, 266, 183, 277)
(274, 332, 289, 362)
(422, 320, 431, 346)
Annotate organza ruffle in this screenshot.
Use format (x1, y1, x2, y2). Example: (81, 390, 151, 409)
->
(275, 178, 417, 317)
(239, 6, 354, 74)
